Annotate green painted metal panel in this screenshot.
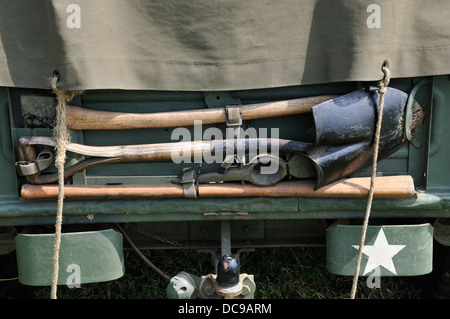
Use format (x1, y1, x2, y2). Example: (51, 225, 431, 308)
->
(326, 223, 433, 276)
(426, 76, 450, 193)
(0, 88, 18, 200)
(15, 228, 124, 286)
(1, 193, 450, 227)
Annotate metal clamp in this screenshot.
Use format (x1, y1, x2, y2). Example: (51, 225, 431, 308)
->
(15, 150, 54, 176)
(180, 168, 198, 198)
(222, 104, 243, 173)
(225, 104, 242, 127)
(198, 154, 288, 187)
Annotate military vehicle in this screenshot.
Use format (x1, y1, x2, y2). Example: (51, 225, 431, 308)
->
(0, 1, 449, 299)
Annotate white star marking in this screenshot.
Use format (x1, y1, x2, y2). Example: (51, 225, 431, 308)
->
(353, 228, 406, 275)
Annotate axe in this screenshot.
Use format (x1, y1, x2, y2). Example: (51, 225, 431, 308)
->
(65, 95, 337, 130)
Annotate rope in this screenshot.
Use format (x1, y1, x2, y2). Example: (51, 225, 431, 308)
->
(350, 64, 390, 299)
(50, 75, 83, 299)
(0, 277, 19, 282)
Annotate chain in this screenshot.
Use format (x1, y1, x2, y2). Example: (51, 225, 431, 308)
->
(130, 224, 188, 248)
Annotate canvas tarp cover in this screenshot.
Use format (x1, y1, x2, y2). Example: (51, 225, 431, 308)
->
(1, 0, 449, 91)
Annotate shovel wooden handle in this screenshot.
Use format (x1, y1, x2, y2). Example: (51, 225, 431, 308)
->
(18, 135, 312, 184)
(19, 136, 311, 161)
(66, 95, 336, 130)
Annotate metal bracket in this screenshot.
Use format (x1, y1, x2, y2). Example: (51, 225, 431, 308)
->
(222, 104, 243, 173)
(15, 150, 54, 176)
(225, 104, 242, 127)
(220, 220, 232, 257)
(180, 168, 198, 198)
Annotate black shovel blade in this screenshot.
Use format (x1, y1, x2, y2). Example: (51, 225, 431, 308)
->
(307, 87, 424, 189)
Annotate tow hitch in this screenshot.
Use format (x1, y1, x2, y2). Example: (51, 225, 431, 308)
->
(166, 221, 256, 299)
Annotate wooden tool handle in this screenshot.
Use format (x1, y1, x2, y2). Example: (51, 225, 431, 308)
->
(66, 95, 336, 130)
(20, 136, 312, 162)
(21, 176, 415, 199)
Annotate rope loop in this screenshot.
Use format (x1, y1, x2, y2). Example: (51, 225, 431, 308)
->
(377, 63, 391, 94)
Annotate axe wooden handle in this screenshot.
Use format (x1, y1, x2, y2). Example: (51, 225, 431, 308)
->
(66, 95, 337, 130)
(20, 176, 415, 199)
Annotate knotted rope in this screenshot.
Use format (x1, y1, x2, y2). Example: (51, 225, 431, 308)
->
(50, 74, 83, 299)
(350, 63, 390, 299)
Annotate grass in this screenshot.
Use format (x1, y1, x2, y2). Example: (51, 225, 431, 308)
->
(28, 246, 423, 299)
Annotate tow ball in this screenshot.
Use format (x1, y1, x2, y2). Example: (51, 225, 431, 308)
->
(166, 221, 256, 299)
(166, 254, 255, 299)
